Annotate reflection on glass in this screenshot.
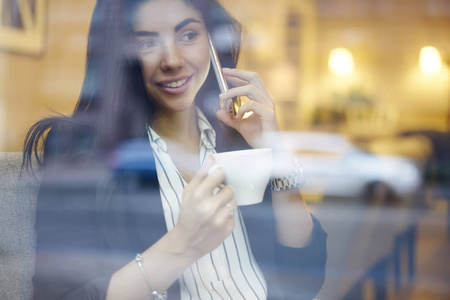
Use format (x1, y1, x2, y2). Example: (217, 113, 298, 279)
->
(328, 48, 355, 76)
(419, 46, 443, 75)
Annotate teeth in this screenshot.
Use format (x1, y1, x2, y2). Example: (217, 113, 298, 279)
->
(163, 78, 187, 88)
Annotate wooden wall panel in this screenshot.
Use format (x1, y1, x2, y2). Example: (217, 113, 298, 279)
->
(0, 0, 96, 151)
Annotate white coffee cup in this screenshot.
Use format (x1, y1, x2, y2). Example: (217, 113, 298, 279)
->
(211, 148, 272, 206)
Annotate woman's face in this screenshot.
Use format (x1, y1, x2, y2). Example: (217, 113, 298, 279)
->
(133, 0, 210, 114)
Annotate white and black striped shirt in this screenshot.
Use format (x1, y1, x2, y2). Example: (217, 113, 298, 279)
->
(147, 108, 267, 300)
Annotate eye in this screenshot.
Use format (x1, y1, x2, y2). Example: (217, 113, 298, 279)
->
(138, 40, 157, 52)
(180, 31, 199, 43)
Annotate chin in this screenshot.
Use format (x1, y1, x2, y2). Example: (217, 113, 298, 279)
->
(163, 99, 196, 114)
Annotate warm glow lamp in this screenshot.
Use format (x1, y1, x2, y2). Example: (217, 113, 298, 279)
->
(419, 46, 442, 74)
(328, 48, 355, 76)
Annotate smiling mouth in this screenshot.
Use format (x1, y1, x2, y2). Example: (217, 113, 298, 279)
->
(159, 76, 190, 88)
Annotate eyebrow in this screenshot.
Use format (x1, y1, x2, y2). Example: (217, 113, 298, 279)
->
(174, 18, 202, 32)
(134, 18, 202, 37)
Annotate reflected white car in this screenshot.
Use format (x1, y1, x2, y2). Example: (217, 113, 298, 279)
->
(281, 132, 422, 200)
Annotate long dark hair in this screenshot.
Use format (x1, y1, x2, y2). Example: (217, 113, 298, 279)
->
(22, 0, 242, 173)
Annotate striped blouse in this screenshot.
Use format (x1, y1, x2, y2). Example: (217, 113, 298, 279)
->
(147, 108, 267, 300)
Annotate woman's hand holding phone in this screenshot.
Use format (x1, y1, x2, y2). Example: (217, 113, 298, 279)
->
(216, 68, 281, 149)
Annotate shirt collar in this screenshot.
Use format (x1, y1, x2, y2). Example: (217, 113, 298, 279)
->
(196, 108, 216, 149)
(147, 125, 167, 152)
(146, 107, 216, 153)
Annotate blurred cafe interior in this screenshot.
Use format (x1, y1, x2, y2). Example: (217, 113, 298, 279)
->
(1, 0, 450, 299)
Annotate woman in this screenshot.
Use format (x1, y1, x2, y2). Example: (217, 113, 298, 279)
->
(23, 0, 327, 299)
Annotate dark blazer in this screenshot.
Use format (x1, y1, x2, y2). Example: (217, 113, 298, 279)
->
(33, 122, 327, 300)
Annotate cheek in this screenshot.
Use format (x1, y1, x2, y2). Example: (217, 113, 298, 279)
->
(193, 43, 211, 76)
(140, 56, 158, 82)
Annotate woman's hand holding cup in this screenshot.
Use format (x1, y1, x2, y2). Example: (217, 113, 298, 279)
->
(173, 157, 237, 259)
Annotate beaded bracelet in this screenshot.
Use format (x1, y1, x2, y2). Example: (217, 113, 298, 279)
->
(135, 254, 168, 300)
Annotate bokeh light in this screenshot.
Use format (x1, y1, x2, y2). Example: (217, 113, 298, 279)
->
(419, 46, 443, 75)
(328, 48, 355, 76)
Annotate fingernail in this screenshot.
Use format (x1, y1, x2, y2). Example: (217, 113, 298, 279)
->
(228, 185, 236, 194)
(208, 164, 221, 175)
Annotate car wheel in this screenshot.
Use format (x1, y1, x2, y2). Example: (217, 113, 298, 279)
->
(363, 181, 395, 206)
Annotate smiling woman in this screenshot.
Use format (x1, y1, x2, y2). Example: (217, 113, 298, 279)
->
(134, 1, 210, 115)
(23, 0, 328, 299)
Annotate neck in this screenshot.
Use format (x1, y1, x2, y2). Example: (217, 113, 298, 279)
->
(151, 105, 199, 147)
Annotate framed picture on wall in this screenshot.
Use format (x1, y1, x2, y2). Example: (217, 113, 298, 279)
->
(0, 0, 47, 55)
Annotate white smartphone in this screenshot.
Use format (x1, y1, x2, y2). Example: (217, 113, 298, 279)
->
(208, 34, 236, 117)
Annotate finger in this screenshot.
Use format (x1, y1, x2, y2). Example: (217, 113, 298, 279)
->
(203, 155, 216, 171)
(196, 166, 226, 196)
(222, 201, 238, 220)
(222, 68, 259, 84)
(225, 196, 238, 212)
(216, 108, 239, 130)
(234, 100, 275, 120)
(222, 68, 271, 100)
(215, 205, 236, 232)
(224, 76, 249, 87)
(230, 197, 238, 209)
(187, 155, 215, 193)
(218, 198, 238, 220)
(219, 85, 273, 108)
(213, 186, 235, 208)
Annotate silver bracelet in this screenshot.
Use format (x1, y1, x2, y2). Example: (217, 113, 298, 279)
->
(270, 157, 305, 191)
(135, 254, 168, 300)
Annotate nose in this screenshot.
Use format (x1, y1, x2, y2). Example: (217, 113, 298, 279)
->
(160, 42, 184, 71)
